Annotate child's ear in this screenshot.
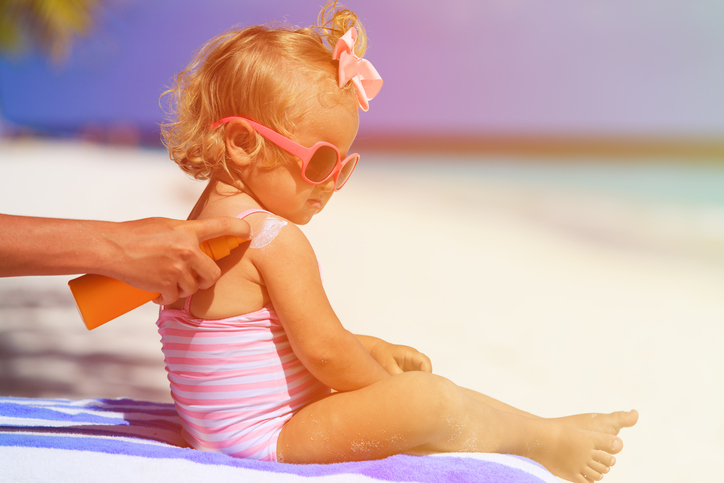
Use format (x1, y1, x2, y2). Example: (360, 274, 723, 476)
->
(224, 119, 256, 168)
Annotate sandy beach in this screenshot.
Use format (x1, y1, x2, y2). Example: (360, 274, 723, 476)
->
(1, 139, 723, 482)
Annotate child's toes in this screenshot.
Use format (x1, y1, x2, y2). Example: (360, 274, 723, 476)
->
(588, 460, 610, 475)
(581, 466, 604, 481)
(624, 409, 639, 427)
(612, 410, 639, 431)
(593, 450, 616, 467)
(596, 433, 623, 454)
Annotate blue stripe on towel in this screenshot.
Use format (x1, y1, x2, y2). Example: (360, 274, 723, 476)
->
(0, 402, 126, 425)
(0, 396, 177, 415)
(0, 397, 180, 427)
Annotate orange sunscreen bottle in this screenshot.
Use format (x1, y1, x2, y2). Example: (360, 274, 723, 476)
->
(68, 235, 245, 330)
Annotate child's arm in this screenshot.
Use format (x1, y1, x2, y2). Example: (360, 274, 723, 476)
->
(356, 335, 433, 375)
(251, 221, 391, 392)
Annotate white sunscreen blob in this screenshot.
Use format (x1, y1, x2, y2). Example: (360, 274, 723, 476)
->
(250, 217, 287, 249)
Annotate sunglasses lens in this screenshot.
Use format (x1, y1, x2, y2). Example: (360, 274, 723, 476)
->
(336, 155, 359, 188)
(305, 145, 339, 182)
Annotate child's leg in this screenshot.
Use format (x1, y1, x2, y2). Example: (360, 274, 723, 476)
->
(277, 372, 622, 483)
(461, 388, 639, 435)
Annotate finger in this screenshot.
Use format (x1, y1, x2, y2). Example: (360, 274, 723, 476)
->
(418, 353, 433, 373)
(153, 294, 174, 305)
(404, 353, 432, 373)
(176, 270, 200, 299)
(384, 361, 404, 375)
(192, 217, 252, 243)
(154, 286, 179, 306)
(192, 255, 223, 290)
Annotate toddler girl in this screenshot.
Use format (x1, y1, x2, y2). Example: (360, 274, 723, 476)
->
(157, 3, 637, 482)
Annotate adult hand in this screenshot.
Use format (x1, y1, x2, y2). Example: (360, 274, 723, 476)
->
(104, 217, 251, 305)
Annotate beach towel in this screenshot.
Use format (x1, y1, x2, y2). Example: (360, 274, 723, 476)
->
(0, 396, 558, 482)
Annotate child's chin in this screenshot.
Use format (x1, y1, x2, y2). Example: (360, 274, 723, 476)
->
(294, 215, 315, 225)
(293, 207, 324, 225)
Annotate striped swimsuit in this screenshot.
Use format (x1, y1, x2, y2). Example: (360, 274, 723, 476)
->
(156, 211, 331, 462)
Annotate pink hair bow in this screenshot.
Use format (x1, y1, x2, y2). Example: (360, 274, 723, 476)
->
(332, 27, 383, 112)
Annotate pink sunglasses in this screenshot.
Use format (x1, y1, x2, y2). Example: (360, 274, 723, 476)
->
(210, 116, 359, 191)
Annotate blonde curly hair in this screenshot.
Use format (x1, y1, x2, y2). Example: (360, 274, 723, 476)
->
(160, 1, 366, 180)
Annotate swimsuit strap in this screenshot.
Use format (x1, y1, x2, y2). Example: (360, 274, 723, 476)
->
(236, 208, 272, 220)
(183, 208, 272, 314)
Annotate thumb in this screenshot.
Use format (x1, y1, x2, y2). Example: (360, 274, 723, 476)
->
(192, 217, 252, 243)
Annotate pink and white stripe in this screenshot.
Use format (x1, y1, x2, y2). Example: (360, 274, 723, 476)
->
(156, 302, 331, 461)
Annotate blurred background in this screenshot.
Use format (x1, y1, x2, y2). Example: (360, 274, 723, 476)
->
(2, 0, 723, 150)
(1, 1, 724, 482)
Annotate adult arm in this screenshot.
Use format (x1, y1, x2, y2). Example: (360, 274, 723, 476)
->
(0, 214, 251, 304)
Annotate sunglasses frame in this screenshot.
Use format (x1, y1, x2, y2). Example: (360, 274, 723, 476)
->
(210, 116, 359, 191)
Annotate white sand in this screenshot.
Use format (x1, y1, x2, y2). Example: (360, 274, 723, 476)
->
(1, 139, 723, 482)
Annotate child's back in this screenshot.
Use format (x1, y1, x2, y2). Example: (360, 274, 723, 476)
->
(157, 210, 331, 461)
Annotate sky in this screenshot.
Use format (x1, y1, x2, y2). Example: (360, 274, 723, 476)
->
(1, 0, 723, 139)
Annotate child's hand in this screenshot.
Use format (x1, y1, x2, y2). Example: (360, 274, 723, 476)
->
(369, 340, 432, 375)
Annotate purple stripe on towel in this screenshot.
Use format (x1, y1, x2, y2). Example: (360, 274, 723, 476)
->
(0, 433, 547, 482)
(0, 397, 553, 482)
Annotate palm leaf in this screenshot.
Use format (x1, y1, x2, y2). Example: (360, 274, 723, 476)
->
(0, 0, 101, 63)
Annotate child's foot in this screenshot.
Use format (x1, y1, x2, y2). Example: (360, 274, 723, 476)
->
(526, 423, 623, 483)
(552, 410, 639, 435)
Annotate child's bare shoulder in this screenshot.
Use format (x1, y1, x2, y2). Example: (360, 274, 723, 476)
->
(241, 212, 316, 267)
(241, 212, 292, 250)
